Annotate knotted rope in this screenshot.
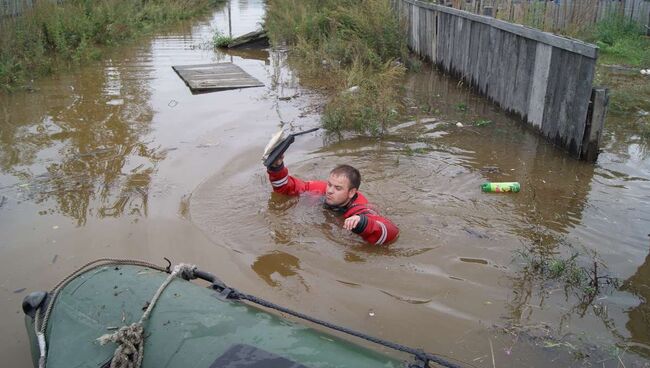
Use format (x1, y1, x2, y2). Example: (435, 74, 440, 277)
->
(35, 258, 169, 368)
(97, 263, 197, 368)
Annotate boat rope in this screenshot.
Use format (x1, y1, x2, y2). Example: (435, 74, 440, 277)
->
(220, 288, 464, 368)
(97, 263, 197, 368)
(34, 258, 169, 368)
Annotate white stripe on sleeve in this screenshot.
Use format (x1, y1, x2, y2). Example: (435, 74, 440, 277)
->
(376, 221, 388, 245)
(271, 176, 289, 188)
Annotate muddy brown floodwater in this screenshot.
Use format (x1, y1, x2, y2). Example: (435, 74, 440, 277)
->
(1, 1, 649, 367)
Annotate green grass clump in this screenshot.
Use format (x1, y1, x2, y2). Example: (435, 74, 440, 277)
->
(0, 0, 225, 92)
(213, 31, 233, 48)
(586, 15, 650, 67)
(265, 0, 409, 136)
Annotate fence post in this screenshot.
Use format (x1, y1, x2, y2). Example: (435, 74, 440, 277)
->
(483, 5, 493, 16)
(581, 88, 609, 162)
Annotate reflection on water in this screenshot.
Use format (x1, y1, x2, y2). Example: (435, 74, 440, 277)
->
(251, 250, 308, 291)
(0, 50, 163, 226)
(624, 252, 650, 357)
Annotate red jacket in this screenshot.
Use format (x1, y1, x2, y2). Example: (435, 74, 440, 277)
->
(268, 164, 399, 245)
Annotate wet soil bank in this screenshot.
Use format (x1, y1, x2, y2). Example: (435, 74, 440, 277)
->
(1, 1, 649, 367)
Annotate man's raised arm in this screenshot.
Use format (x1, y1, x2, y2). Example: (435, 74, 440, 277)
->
(267, 157, 326, 196)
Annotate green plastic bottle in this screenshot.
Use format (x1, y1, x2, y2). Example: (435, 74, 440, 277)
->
(481, 182, 520, 193)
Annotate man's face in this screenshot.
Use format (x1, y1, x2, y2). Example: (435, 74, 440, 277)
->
(325, 174, 357, 206)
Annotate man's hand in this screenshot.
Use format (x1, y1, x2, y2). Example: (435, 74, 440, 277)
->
(343, 215, 361, 231)
(271, 154, 284, 169)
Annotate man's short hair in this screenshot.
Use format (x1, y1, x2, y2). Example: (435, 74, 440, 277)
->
(330, 165, 361, 190)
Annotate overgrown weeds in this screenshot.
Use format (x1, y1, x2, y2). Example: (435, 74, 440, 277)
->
(213, 30, 233, 48)
(582, 15, 650, 67)
(0, 0, 225, 92)
(265, 0, 410, 136)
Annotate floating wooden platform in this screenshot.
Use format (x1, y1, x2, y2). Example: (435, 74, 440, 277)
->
(172, 63, 264, 93)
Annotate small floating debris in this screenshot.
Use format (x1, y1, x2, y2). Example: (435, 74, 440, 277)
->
(14, 288, 26, 294)
(223, 29, 269, 49)
(344, 85, 360, 94)
(455, 122, 464, 127)
(480, 182, 520, 193)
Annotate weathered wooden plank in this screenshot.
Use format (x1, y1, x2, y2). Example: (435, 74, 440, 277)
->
(566, 54, 596, 153)
(527, 43, 552, 129)
(501, 32, 519, 112)
(467, 19, 482, 86)
(513, 37, 536, 117)
(420, 5, 427, 56)
(477, 22, 491, 95)
(172, 63, 264, 92)
(402, 0, 597, 58)
(426, 7, 434, 61)
(554, 50, 581, 153)
(541, 47, 567, 142)
(451, 15, 462, 75)
(581, 88, 609, 161)
(460, 17, 472, 80)
(486, 27, 502, 102)
(435, 8, 443, 64)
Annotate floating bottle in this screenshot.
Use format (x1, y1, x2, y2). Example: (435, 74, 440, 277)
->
(481, 182, 520, 193)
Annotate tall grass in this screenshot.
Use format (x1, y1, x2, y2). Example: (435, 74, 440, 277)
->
(0, 0, 224, 92)
(587, 15, 650, 67)
(265, 0, 409, 135)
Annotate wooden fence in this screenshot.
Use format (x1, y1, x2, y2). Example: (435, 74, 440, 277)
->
(396, 0, 608, 160)
(438, 0, 650, 35)
(1, 0, 58, 18)
(1, 0, 34, 17)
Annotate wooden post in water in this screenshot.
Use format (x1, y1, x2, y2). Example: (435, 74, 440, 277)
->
(581, 88, 609, 162)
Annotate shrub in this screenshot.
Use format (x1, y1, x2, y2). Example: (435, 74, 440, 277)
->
(265, 0, 409, 135)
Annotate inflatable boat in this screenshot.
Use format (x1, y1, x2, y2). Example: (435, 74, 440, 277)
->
(22, 259, 460, 368)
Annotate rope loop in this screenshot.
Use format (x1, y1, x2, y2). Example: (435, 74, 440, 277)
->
(97, 322, 144, 368)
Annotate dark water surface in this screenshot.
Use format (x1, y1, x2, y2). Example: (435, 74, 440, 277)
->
(1, 1, 649, 366)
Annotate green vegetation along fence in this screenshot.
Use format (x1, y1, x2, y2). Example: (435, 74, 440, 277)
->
(396, 0, 609, 161)
(436, 0, 650, 35)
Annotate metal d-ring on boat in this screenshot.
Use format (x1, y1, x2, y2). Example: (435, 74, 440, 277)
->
(22, 258, 463, 368)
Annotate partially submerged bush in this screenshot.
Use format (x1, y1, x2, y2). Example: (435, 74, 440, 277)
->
(213, 31, 233, 48)
(265, 0, 409, 135)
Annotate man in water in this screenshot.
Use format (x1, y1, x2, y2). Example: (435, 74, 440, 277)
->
(267, 155, 399, 245)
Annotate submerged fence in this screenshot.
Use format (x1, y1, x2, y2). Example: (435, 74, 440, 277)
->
(438, 0, 650, 35)
(395, 0, 608, 160)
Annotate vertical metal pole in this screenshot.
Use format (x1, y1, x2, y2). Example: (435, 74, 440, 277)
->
(228, 0, 232, 38)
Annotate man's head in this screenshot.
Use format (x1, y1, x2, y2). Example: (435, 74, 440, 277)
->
(325, 165, 361, 206)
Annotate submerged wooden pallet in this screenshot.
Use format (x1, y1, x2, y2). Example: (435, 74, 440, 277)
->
(172, 63, 264, 93)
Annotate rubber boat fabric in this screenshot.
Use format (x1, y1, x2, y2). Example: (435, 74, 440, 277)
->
(23, 258, 463, 368)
